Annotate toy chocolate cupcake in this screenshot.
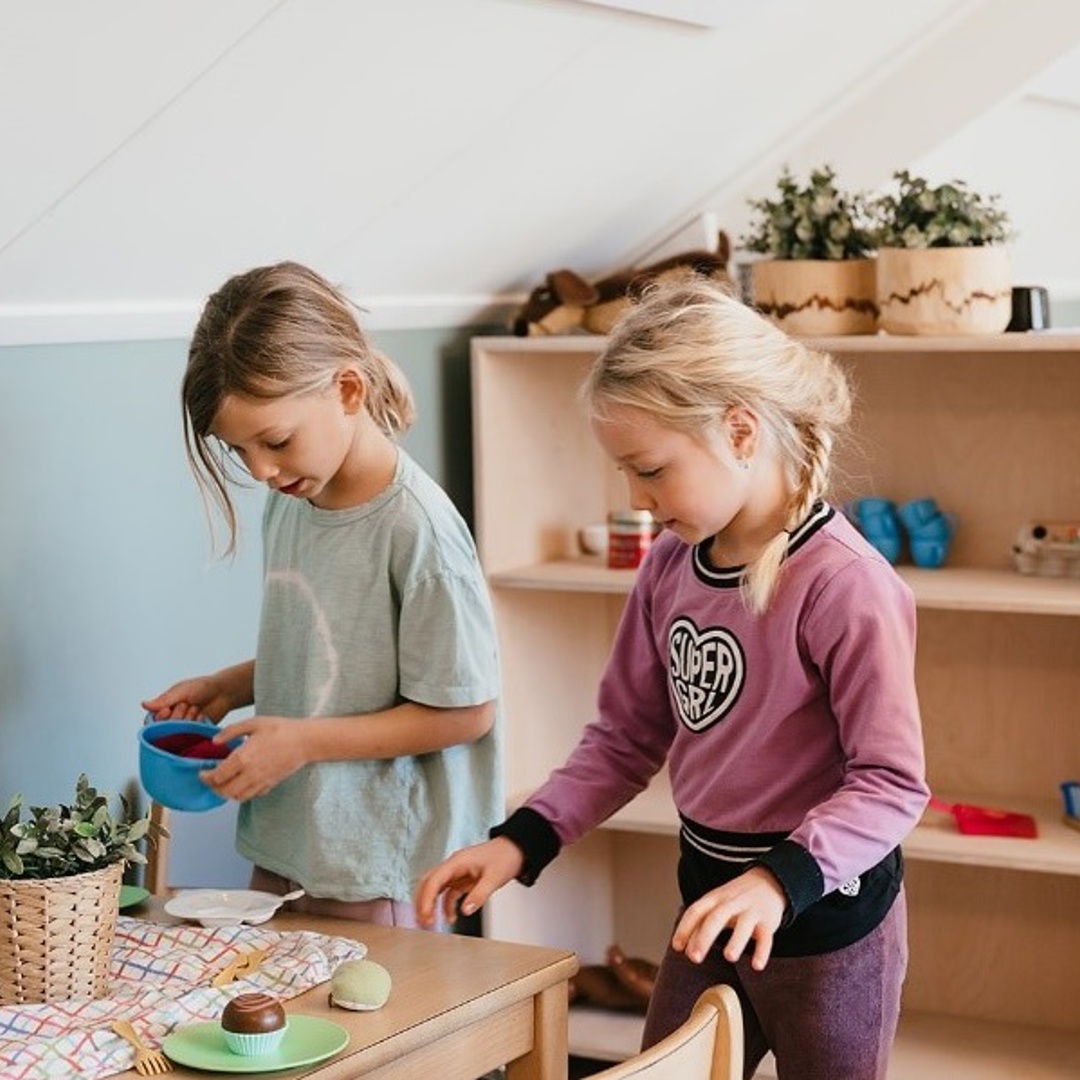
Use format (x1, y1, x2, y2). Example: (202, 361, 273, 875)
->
(220, 992, 288, 1055)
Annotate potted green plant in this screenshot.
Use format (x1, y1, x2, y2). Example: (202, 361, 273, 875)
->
(872, 169, 1014, 335)
(741, 164, 879, 336)
(0, 774, 161, 1004)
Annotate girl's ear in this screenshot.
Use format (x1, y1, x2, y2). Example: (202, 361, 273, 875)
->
(337, 367, 366, 415)
(725, 405, 758, 459)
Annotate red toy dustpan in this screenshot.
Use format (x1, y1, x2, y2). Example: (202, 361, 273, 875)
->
(929, 796, 1037, 838)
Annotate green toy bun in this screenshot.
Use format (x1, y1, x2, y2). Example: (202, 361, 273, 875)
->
(330, 958, 392, 1011)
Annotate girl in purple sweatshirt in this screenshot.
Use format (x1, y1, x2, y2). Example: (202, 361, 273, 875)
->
(417, 278, 928, 1080)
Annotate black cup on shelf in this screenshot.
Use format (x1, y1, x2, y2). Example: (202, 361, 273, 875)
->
(1006, 285, 1051, 332)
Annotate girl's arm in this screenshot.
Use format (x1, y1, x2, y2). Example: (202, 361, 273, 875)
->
(202, 699, 496, 803)
(780, 558, 929, 900)
(143, 660, 256, 722)
(415, 834, 524, 928)
(302, 699, 496, 760)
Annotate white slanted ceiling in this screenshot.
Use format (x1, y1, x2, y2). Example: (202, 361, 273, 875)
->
(2, 0, 1080, 343)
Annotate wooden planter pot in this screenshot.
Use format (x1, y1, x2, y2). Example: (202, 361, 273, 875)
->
(750, 258, 878, 336)
(876, 246, 1011, 335)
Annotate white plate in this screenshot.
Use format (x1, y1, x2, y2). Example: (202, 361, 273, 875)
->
(164, 889, 288, 928)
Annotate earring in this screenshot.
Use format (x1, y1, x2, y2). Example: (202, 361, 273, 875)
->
(736, 457, 751, 471)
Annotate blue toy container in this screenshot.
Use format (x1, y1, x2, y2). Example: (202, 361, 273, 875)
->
(139, 720, 237, 812)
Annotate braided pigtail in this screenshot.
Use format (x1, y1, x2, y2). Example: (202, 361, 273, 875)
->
(742, 355, 850, 613)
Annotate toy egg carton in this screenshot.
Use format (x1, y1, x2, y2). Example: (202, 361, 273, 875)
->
(1012, 520, 1080, 577)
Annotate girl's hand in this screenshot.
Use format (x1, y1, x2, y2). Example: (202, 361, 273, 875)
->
(199, 716, 308, 802)
(414, 837, 524, 929)
(142, 677, 233, 723)
(671, 866, 787, 972)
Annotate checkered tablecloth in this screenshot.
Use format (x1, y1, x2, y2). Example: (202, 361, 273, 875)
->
(0, 916, 366, 1080)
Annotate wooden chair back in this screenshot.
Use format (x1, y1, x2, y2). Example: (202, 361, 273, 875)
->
(143, 801, 172, 895)
(588, 985, 743, 1080)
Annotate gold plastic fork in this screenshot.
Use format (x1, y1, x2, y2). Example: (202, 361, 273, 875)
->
(111, 1019, 173, 1076)
(210, 946, 270, 988)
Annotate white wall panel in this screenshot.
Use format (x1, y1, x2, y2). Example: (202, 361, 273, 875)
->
(2, 0, 1080, 341)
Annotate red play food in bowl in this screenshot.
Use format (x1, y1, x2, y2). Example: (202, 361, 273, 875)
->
(151, 732, 232, 760)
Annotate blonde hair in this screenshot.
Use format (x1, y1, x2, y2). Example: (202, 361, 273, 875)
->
(583, 278, 852, 613)
(182, 261, 416, 554)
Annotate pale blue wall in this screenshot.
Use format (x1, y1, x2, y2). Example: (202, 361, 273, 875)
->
(0, 324, 483, 887)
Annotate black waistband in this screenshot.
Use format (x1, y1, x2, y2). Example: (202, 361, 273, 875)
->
(678, 817, 903, 957)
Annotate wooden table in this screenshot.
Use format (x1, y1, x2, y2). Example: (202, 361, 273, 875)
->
(122, 900, 578, 1080)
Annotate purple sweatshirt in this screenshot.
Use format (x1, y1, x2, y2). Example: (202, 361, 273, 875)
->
(497, 504, 929, 954)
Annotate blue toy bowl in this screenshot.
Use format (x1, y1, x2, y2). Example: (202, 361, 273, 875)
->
(139, 720, 235, 812)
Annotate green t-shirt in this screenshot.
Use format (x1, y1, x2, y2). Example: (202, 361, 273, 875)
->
(236, 450, 503, 902)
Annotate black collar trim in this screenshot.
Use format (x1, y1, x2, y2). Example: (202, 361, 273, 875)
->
(692, 501, 835, 588)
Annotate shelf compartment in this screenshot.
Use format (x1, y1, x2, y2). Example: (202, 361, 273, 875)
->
(472, 333, 1080, 1069)
(910, 797, 1080, 875)
(569, 1006, 1080, 1078)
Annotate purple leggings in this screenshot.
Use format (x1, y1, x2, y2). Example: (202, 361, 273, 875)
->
(641, 891, 907, 1080)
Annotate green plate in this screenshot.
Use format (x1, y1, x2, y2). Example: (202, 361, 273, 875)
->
(118, 884, 150, 910)
(163, 1015, 349, 1073)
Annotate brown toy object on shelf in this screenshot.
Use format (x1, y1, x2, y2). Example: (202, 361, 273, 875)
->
(568, 964, 644, 1012)
(512, 232, 733, 337)
(606, 943, 658, 1001)
(567, 943, 659, 1015)
(511, 269, 601, 337)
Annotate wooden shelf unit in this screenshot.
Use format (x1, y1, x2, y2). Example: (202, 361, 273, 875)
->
(471, 333, 1080, 1077)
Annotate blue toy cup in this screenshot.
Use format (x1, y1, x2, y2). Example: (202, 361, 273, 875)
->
(852, 497, 897, 526)
(139, 720, 238, 812)
(897, 498, 941, 532)
(910, 536, 950, 569)
(906, 513, 956, 542)
(850, 497, 902, 564)
(863, 530, 903, 565)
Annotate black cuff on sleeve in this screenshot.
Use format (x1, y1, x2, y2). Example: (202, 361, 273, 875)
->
(489, 806, 562, 886)
(753, 839, 825, 925)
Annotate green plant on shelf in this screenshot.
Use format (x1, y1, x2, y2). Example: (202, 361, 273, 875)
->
(872, 169, 1013, 249)
(741, 164, 877, 260)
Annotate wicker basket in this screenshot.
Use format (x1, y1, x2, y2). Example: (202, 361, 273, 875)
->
(0, 859, 123, 1004)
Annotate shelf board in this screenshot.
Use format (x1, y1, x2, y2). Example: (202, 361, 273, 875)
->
(478, 330, 1080, 356)
(896, 566, 1080, 616)
(569, 1006, 1080, 1077)
(490, 559, 1080, 615)
(490, 557, 637, 594)
(907, 797, 1080, 875)
(511, 780, 1080, 877)
(812, 329, 1080, 355)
